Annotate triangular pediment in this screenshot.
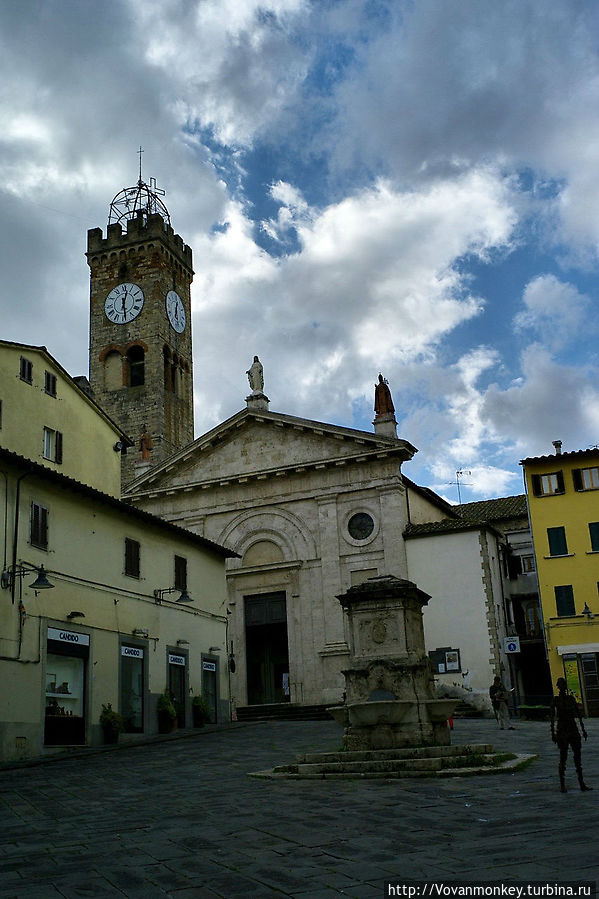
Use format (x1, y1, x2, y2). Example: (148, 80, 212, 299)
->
(125, 409, 417, 497)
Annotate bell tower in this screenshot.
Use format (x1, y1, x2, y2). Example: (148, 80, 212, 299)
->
(87, 167, 194, 485)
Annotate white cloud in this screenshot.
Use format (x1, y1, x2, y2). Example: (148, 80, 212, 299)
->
(514, 274, 592, 349)
(192, 168, 517, 429)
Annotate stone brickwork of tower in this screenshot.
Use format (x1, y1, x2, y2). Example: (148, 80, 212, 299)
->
(87, 211, 194, 486)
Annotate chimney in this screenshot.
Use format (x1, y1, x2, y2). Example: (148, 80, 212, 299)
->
(552, 440, 562, 455)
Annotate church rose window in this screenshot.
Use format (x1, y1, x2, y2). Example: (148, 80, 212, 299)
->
(348, 512, 375, 541)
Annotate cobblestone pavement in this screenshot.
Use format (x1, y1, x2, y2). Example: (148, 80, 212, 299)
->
(0, 716, 597, 898)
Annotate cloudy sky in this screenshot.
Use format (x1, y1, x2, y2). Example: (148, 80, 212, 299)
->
(2, 0, 598, 501)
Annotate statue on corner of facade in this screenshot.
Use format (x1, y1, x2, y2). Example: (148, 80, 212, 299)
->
(138, 429, 154, 460)
(247, 355, 264, 394)
(374, 373, 395, 417)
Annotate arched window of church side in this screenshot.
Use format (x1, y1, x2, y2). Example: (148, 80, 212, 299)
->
(163, 346, 172, 390)
(127, 345, 145, 387)
(104, 350, 123, 391)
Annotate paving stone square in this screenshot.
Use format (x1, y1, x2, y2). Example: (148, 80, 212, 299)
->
(0, 717, 597, 897)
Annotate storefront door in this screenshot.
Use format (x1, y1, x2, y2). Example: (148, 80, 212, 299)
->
(168, 652, 187, 726)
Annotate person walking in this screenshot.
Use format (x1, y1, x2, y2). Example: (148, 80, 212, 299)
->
(489, 676, 514, 730)
(550, 677, 592, 793)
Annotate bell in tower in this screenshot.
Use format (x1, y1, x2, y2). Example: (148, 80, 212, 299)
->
(87, 158, 194, 486)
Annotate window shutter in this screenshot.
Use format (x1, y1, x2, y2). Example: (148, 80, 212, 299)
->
(555, 585, 575, 617)
(589, 522, 599, 552)
(31, 503, 48, 549)
(531, 474, 541, 496)
(556, 470, 565, 493)
(547, 526, 568, 556)
(572, 469, 583, 491)
(55, 431, 63, 464)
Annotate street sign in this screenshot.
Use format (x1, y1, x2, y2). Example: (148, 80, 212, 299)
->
(504, 636, 521, 654)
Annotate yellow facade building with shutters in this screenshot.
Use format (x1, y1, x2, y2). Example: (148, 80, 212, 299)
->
(0, 343, 235, 763)
(522, 444, 599, 715)
(0, 340, 129, 497)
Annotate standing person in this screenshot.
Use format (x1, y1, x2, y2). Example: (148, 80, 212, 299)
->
(489, 676, 514, 730)
(551, 677, 592, 793)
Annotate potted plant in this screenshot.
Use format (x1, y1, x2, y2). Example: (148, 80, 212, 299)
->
(192, 694, 211, 728)
(100, 703, 124, 744)
(157, 689, 177, 733)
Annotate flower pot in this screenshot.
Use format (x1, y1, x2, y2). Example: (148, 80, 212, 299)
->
(102, 726, 119, 745)
(158, 710, 176, 734)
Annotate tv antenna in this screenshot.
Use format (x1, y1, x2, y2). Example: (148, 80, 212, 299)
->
(448, 469, 472, 504)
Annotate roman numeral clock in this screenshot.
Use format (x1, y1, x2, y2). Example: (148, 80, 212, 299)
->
(87, 171, 195, 484)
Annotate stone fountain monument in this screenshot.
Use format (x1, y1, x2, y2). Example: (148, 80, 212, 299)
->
(250, 574, 536, 780)
(330, 574, 456, 750)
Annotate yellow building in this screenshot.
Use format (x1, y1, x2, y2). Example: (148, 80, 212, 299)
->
(0, 343, 236, 762)
(521, 444, 599, 715)
(0, 340, 129, 497)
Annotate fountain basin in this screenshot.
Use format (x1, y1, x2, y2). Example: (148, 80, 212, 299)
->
(347, 700, 416, 727)
(423, 699, 457, 723)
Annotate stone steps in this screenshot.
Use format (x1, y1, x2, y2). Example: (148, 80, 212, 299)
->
(296, 743, 494, 764)
(250, 743, 537, 780)
(236, 703, 331, 722)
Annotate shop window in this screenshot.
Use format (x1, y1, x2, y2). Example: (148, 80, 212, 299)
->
(127, 346, 145, 387)
(532, 471, 564, 496)
(44, 627, 89, 747)
(174, 554, 187, 591)
(44, 371, 57, 397)
(573, 467, 599, 491)
(547, 526, 568, 556)
(124, 538, 140, 578)
(31, 502, 48, 550)
(43, 427, 63, 464)
(589, 522, 599, 552)
(555, 585, 575, 617)
(19, 356, 33, 383)
(120, 645, 144, 733)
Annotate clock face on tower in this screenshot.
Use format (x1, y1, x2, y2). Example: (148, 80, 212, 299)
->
(166, 290, 186, 333)
(104, 283, 145, 324)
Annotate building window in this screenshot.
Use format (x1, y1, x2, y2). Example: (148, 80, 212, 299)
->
(31, 503, 49, 550)
(521, 555, 536, 573)
(532, 471, 564, 496)
(347, 512, 375, 541)
(43, 427, 63, 464)
(44, 371, 57, 397)
(547, 526, 568, 556)
(20, 356, 33, 384)
(573, 467, 599, 491)
(555, 585, 575, 617)
(174, 555, 187, 591)
(125, 538, 140, 578)
(127, 346, 145, 387)
(589, 522, 599, 553)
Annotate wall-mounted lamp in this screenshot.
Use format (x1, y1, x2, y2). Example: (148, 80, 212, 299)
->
(1, 564, 55, 595)
(67, 611, 85, 620)
(176, 639, 190, 646)
(154, 586, 193, 604)
(132, 627, 149, 637)
(582, 603, 594, 620)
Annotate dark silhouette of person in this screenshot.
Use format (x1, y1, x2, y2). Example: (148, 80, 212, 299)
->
(550, 677, 592, 793)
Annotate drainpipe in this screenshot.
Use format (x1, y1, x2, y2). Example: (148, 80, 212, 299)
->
(10, 471, 32, 605)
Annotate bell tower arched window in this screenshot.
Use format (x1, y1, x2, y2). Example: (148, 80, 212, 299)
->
(127, 345, 145, 387)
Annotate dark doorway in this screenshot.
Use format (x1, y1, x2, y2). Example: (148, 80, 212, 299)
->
(245, 592, 289, 705)
(168, 657, 187, 727)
